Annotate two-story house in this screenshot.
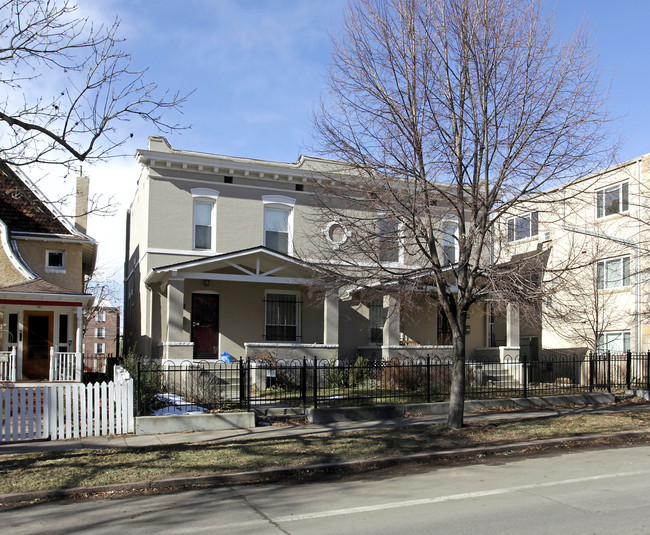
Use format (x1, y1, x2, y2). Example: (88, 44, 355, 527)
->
(499, 154, 650, 355)
(124, 137, 504, 363)
(0, 163, 97, 380)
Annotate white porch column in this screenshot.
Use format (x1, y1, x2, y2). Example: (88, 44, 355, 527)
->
(506, 303, 520, 347)
(165, 276, 192, 359)
(167, 277, 185, 342)
(76, 306, 83, 352)
(382, 295, 400, 360)
(323, 287, 339, 346)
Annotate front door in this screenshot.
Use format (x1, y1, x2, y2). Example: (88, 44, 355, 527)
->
(191, 294, 219, 359)
(23, 311, 53, 380)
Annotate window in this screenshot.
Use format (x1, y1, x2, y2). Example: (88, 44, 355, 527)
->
(265, 293, 300, 341)
(46, 250, 65, 272)
(441, 220, 458, 266)
(262, 196, 295, 255)
(598, 331, 630, 354)
(507, 212, 538, 242)
(191, 189, 219, 250)
(97, 311, 106, 322)
(377, 219, 400, 263)
(369, 300, 384, 344)
(265, 207, 291, 254)
(597, 256, 630, 290)
(58, 314, 68, 352)
(96, 327, 105, 338)
(194, 200, 214, 250)
(596, 182, 628, 218)
(95, 342, 106, 354)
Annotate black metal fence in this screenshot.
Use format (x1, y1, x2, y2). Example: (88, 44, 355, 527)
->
(132, 351, 650, 416)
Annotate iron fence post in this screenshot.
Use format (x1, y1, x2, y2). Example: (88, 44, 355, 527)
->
(238, 357, 245, 409)
(606, 351, 612, 393)
(626, 350, 632, 390)
(522, 351, 528, 398)
(301, 357, 307, 404)
(313, 357, 318, 409)
(589, 351, 594, 392)
(136, 359, 141, 417)
(426, 355, 431, 404)
(246, 357, 251, 411)
(647, 351, 650, 393)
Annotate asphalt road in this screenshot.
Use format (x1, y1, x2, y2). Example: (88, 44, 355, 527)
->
(4, 444, 650, 534)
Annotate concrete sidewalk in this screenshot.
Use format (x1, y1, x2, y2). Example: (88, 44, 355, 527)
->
(2, 400, 649, 456)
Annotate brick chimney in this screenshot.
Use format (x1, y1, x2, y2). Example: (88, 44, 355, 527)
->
(75, 173, 90, 234)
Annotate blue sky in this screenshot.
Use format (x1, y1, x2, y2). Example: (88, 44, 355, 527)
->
(37, 0, 650, 296)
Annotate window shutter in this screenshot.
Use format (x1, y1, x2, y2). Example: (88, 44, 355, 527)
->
(507, 219, 514, 242)
(622, 182, 629, 212)
(623, 256, 630, 286)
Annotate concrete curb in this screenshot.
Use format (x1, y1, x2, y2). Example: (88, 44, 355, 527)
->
(2, 428, 648, 507)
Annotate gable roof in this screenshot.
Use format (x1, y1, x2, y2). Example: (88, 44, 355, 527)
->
(0, 161, 70, 234)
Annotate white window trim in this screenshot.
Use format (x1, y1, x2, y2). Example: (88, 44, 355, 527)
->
(597, 255, 631, 290)
(598, 331, 631, 354)
(96, 327, 105, 338)
(192, 191, 218, 251)
(596, 181, 628, 219)
(507, 211, 538, 242)
(45, 249, 66, 273)
(441, 218, 459, 266)
(95, 342, 106, 354)
(264, 290, 301, 342)
(263, 201, 294, 255)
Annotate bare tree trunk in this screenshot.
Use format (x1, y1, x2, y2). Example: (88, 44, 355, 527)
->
(447, 320, 466, 429)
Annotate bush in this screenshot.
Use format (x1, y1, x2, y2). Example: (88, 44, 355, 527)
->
(120, 352, 164, 416)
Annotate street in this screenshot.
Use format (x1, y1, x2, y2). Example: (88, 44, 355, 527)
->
(4, 445, 650, 534)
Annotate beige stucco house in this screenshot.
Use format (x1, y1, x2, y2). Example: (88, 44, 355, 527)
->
(0, 163, 96, 380)
(124, 137, 512, 363)
(499, 154, 650, 355)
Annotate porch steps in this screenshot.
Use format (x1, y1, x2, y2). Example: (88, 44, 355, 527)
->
(482, 363, 521, 387)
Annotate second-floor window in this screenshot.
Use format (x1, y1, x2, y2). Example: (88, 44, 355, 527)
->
(194, 200, 214, 250)
(507, 212, 538, 242)
(97, 311, 106, 322)
(265, 206, 291, 254)
(596, 182, 628, 218)
(441, 220, 458, 266)
(597, 256, 630, 290)
(96, 327, 105, 338)
(377, 219, 400, 263)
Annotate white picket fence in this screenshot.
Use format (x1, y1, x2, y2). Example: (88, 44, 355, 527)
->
(0, 366, 134, 442)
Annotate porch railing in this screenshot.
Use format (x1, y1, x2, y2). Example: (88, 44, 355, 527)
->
(0, 348, 16, 382)
(49, 349, 82, 382)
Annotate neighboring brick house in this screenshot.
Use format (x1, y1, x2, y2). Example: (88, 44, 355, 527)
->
(83, 302, 120, 357)
(0, 162, 97, 380)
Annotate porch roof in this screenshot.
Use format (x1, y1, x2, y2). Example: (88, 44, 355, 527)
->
(145, 246, 319, 286)
(0, 278, 93, 305)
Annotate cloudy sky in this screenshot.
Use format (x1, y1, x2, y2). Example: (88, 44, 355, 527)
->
(33, 0, 650, 303)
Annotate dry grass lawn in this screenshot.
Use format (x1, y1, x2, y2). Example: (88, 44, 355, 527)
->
(2, 408, 650, 496)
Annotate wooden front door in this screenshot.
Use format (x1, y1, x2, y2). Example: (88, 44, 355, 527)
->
(23, 311, 53, 380)
(191, 294, 219, 359)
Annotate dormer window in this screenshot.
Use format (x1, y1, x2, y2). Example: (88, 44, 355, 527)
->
(46, 250, 65, 273)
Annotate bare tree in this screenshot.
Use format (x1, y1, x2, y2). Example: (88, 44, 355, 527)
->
(83, 265, 120, 336)
(0, 0, 189, 168)
(310, 0, 615, 428)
